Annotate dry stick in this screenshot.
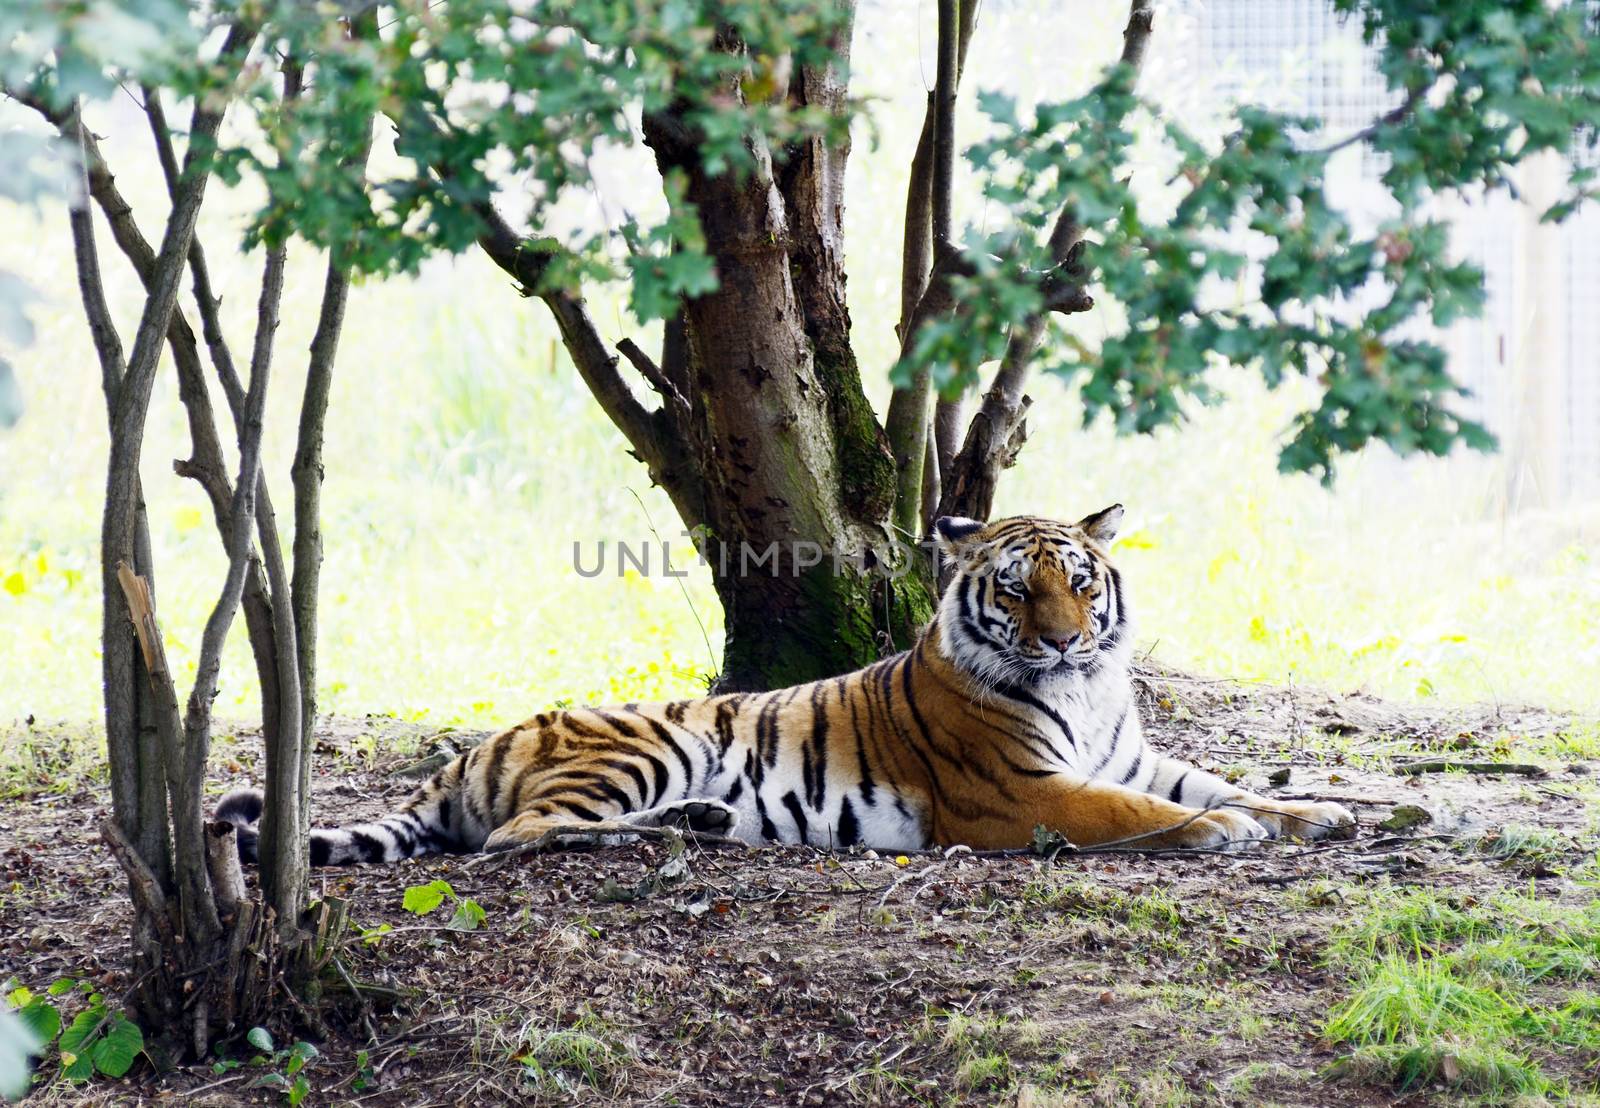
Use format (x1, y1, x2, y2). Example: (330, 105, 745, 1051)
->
(205, 821, 247, 919)
(618, 337, 690, 417)
(329, 956, 381, 1044)
(1394, 760, 1546, 777)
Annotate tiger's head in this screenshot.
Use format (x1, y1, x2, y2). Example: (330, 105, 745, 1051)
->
(933, 506, 1129, 686)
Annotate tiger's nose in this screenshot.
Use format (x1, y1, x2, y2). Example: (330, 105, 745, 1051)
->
(1046, 635, 1076, 653)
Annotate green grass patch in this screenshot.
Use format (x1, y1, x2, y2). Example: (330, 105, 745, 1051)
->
(0, 723, 107, 800)
(1324, 885, 1600, 1098)
(508, 1010, 631, 1095)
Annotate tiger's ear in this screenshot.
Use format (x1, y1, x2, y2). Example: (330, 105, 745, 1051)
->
(933, 516, 986, 557)
(1077, 504, 1124, 547)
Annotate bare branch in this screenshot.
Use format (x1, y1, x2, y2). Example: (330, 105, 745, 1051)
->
(1120, 0, 1155, 72)
(63, 111, 126, 405)
(144, 84, 247, 418)
(291, 13, 376, 870)
(898, 114, 934, 345)
(205, 822, 247, 920)
(619, 337, 690, 417)
(929, 0, 959, 251)
(933, 392, 965, 494)
(941, 0, 1153, 522)
(920, 433, 940, 535)
(884, 0, 965, 536)
(1313, 79, 1432, 156)
(56, 96, 286, 777)
(896, 0, 980, 340)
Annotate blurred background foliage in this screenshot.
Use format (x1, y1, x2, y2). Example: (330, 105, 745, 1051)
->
(1, 0, 1598, 727)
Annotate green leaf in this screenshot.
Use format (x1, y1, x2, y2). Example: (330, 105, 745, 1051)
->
(246, 1026, 275, 1053)
(448, 898, 486, 932)
(60, 1050, 93, 1083)
(16, 999, 60, 1045)
(286, 1040, 319, 1076)
(90, 1014, 142, 1078)
(58, 1006, 105, 1059)
(401, 880, 454, 916)
(289, 1074, 311, 1106)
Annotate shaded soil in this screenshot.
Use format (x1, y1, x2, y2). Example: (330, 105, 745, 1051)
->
(2, 671, 1595, 1106)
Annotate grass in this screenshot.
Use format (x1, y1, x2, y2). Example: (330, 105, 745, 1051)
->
(1322, 885, 1600, 1098)
(505, 1010, 632, 1096)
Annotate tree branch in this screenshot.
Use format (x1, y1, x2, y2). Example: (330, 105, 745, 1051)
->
(63, 106, 126, 405)
(144, 84, 248, 418)
(26, 89, 171, 882)
(618, 337, 690, 418)
(1313, 79, 1432, 156)
(940, 0, 1152, 523)
(883, 0, 965, 536)
(50, 94, 287, 786)
(291, 14, 376, 871)
(895, 0, 979, 342)
(476, 205, 670, 475)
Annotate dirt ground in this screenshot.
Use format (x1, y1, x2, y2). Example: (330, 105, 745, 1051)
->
(2, 670, 1595, 1106)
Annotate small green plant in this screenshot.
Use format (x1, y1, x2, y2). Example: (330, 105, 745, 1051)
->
(512, 1011, 629, 1094)
(218, 1027, 319, 1106)
(352, 920, 394, 947)
(352, 1048, 376, 1092)
(4, 978, 144, 1085)
(401, 879, 487, 931)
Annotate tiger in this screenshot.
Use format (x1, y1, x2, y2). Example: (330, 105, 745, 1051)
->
(216, 505, 1356, 864)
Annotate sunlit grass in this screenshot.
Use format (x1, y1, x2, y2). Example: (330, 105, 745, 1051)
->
(1323, 885, 1600, 1097)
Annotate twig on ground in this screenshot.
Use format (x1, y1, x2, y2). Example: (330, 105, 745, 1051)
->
(1394, 760, 1545, 778)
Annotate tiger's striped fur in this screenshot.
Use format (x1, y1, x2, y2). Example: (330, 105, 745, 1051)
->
(215, 506, 1356, 864)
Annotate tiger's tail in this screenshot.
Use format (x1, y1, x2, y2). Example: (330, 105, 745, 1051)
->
(214, 757, 467, 866)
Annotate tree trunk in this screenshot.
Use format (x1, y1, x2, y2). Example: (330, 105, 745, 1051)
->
(628, 13, 934, 691)
(664, 138, 933, 688)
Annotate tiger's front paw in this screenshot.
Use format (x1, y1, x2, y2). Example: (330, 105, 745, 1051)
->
(626, 798, 739, 837)
(1179, 808, 1270, 850)
(1251, 800, 1357, 842)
